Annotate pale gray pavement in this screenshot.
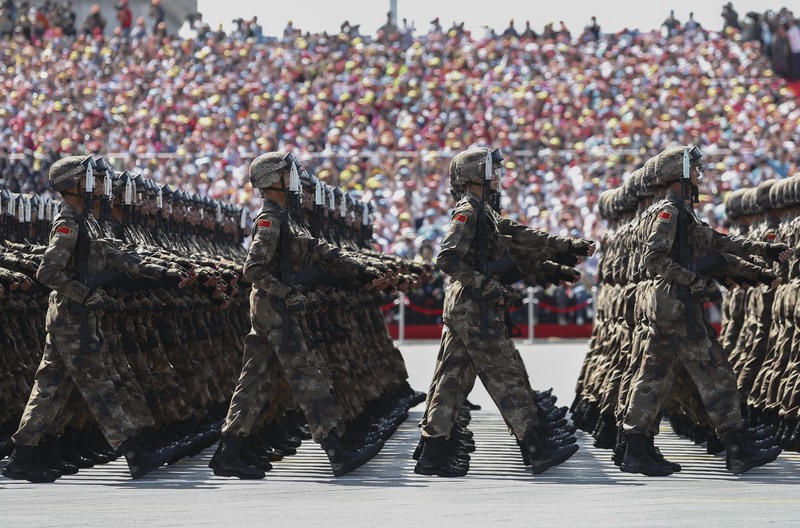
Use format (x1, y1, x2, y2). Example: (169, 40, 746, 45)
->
(2, 341, 800, 527)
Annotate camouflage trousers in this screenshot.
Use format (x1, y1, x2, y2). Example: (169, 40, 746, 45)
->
(624, 320, 742, 438)
(421, 322, 539, 440)
(222, 293, 342, 442)
(13, 331, 138, 450)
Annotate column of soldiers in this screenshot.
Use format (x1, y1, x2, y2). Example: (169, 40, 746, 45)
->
(0, 153, 426, 483)
(414, 147, 597, 477)
(573, 145, 793, 476)
(721, 174, 800, 451)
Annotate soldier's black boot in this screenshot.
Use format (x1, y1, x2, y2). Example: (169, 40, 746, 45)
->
(463, 399, 481, 411)
(121, 435, 178, 480)
(2, 445, 61, 483)
(320, 431, 381, 477)
(413, 436, 468, 477)
(647, 435, 681, 472)
(619, 434, 673, 476)
(210, 436, 265, 479)
(412, 437, 424, 461)
(520, 428, 579, 474)
(612, 426, 626, 466)
(593, 412, 617, 449)
(722, 430, 782, 475)
(706, 434, 725, 455)
(39, 436, 79, 476)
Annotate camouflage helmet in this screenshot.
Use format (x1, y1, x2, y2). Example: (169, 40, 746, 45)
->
(653, 145, 702, 186)
(643, 157, 658, 187)
(724, 188, 746, 220)
(49, 155, 93, 192)
(449, 147, 503, 186)
(756, 179, 778, 211)
(788, 174, 800, 207)
(741, 188, 761, 216)
(249, 151, 300, 189)
(769, 178, 788, 210)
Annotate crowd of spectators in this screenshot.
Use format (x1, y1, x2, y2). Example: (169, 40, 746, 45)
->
(1, 3, 799, 322)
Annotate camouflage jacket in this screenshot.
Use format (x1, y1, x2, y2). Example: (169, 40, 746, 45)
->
(37, 203, 166, 335)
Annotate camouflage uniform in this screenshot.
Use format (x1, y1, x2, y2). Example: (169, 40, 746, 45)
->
(13, 203, 166, 450)
(624, 190, 774, 438)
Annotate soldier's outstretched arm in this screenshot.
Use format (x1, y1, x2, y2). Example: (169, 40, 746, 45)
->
(105, 243, 171, 280)
(437, 203, 484, 287)
(497, 214, 570, 253)
(710, 230, 791, 262)
(36, 218, 90, 303)
(642, 204, 696, 286)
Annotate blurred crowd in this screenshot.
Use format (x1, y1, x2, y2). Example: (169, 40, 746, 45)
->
(1, 3, 799, 320)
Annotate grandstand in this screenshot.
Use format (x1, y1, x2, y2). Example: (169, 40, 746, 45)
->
(1, 3, 798, 296)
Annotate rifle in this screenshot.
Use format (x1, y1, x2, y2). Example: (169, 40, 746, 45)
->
(74, 157, 102, 354)
(274, 153, 302, 352)
(473, 150, 495, 340)
(312, 178, 324, 239)
(675, 147, 705, 339)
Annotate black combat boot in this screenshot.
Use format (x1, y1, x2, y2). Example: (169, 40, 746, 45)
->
(463, 399, 481, 411)
(646, 435, 681, 472)
(2, 445, 61, 483)
(120, 435, 178, 480)
(39, 435, 79, 476)
(722, 430, 782, 475)
(706, 435, 725, 455)
(413, 436, 468, 477)
(619, 434, 673, 476)
(412, 437, 424, 461)
(209, 436, 265, 479)
(320, 431, 381, 477)
(612, 427, 626, 466)
(592, 412, 617, 449)
(520, 428, 579, 474)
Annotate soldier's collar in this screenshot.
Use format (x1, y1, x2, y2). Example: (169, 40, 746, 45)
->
(463, 190, 482, 204)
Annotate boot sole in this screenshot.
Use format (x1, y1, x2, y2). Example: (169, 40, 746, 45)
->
(730, 454, 781, 475)
(212, 467, 265, 479)
(531, 445, 579, 475)
(2, 468, 59, 483)
(413, 465, 468, 477)
(620, 463, 673, 476)
(330, 453, 375, 477)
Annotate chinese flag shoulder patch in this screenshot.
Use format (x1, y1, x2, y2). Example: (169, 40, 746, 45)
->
(257, 219, 273, 229)
(453, 213, 468, 225)
(766, 233, 777, 242)
(55, 226, 72, 237)
(657, 211, 672, 223)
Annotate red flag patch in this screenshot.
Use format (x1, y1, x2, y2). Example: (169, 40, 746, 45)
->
(657, 211, 672, 223)
(257, 220, 273, 229)
(453, 214, 468, 225)
(766, 233, 777, 242)
(55, 226, 72, 237)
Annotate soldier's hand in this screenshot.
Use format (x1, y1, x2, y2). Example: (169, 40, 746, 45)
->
(305, 292, 322, 312)
(556, 265, 581, 285)
(359, 265, 383, 285)
(18, 276, 33, 291)
(284, 291, 307, 313)
(569, 238, 595, 257)
(163, 266, 191, 288)
(480, 278, 508, 305)
(758, 270, 781, 288)
(688, 277, 711, 302)
(706, 279, 723, 303)
(765, 243, 793, 263)
(83, 288, 107, 312)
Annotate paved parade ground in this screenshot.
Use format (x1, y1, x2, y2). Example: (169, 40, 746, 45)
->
(2, 341, 800, 527)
